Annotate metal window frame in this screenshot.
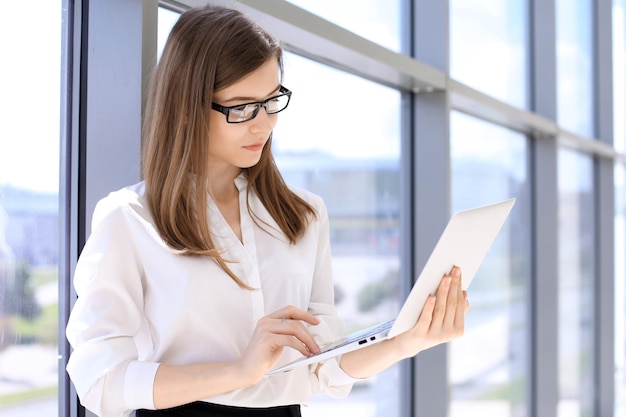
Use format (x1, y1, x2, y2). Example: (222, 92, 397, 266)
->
(59, 0, 82, 416)
(60, 0, 622, 415)
(593, 0, 616, 415)
(529, 1, 559, 417)
(61, 1, 157, 417)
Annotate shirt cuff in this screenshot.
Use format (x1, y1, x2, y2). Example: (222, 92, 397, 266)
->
(311, 356, 360, 398)
(124, 361, 161, 410)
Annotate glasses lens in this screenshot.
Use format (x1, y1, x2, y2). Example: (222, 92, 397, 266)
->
(265, 94, 290, 114)
(227, 104, 260, 123)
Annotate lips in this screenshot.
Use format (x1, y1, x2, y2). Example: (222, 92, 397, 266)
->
(243, 142, 265, 152)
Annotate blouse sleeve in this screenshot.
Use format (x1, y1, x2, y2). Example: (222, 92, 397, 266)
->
(66, 195, 159, 417)
(304, 196, 361, 397)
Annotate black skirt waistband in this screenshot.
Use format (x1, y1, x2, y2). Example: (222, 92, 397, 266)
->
(136, 402, 301, 417)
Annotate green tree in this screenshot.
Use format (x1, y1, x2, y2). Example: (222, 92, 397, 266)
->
(357, 268, 399, 312)
(2, 261, 41, 320)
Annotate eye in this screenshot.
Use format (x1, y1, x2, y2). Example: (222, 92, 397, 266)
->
(266, 97, 280, 110)
(230, 105, 249, 117)
(234, 104, 259, 116)
(265, 95, 289, 114)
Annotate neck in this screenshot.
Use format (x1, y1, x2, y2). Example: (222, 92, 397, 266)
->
(206, 166, 242, 203)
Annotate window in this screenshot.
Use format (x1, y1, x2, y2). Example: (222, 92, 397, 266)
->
(556, 0, 594, 137)
(557, 149, 595, 417)
(449, 111, 531, 417)
(450, 0, 529, 109)
(615, 0, 626, 152)
(158, 7, 180, 60)
(273, 52, 404, 417)
(614, 3, 626, 413)
(616, 163, 626, 417)
(0, 0, 62, 415)
(285, 0, 403, 52)
(62, 1, 626, 416)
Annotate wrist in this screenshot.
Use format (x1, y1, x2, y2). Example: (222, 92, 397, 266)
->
(388, 332, 425, 360)
(386, 336, 410, 360)
(230, 358, 263, 388)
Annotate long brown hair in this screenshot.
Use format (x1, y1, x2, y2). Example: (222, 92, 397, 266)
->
(142, 5, 316, 288)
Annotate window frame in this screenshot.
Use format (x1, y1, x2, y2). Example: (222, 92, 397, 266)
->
(59, 1, 621, 416)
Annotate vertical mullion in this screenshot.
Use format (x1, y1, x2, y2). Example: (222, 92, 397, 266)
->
(412, 1, 450, 416)
(59, 0, 83, 416)
(400, 1, 416, 416)
(594, 0, 615, 415)
(529, 1, 559, 417)
(67, 1, 156, 416)
(399, 91, 415, 417)
(412, 92, 451, 417)
(83, 0, 145, 230)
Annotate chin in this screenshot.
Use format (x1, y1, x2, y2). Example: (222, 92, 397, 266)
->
(239, 157, 263, 169)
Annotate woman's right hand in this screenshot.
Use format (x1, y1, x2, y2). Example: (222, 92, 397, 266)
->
(235, 305, 321, 384)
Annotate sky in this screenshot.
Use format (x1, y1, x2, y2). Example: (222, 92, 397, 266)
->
(1, 1, 624, 194)
(0, 1, 399, 194)
(0, 0, 62, 194)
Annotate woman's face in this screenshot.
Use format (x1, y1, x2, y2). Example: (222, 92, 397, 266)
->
(207, 59, 281, 174)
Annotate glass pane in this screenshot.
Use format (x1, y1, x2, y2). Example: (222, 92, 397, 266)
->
(274, 52, 403, 417)
(449, 112, 531, 417)
(450, 0, 528, 108)
(285, 0, 403, 52)
(157, 7, 180, 60)
(556, 0, 594, 137)
(615, 0, 626, 152)
(0, 0, 61, 415)
(557, 149, 595, 417)
(616, 163, 626, 417)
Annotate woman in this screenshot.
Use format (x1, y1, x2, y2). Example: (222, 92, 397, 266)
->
(66, 5, 468, 417)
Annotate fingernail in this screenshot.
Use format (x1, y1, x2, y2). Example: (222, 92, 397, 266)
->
(445, 276, 452, 286)
(454, 268, 461, 278)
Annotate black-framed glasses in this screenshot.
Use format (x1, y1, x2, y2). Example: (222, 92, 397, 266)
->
(211, 85, 292, 123)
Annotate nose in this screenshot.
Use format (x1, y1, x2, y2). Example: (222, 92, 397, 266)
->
(249, 106, 276, 134)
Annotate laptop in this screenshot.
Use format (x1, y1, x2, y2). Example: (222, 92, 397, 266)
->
(267, 198, 516, 374)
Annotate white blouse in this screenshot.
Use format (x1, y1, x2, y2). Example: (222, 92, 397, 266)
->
(66, 174, 356, 417)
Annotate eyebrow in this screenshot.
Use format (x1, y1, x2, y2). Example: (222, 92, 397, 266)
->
(219, 85, 281, 104)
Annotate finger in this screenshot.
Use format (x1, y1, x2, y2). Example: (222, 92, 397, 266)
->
(414, 294, 436, 334)
(455, 287, 468, 326)
(274, 318, 320, 354)
(271, 334, 314, 357)
(269, 305, 320, 326)
(442, 268, 461, 328)
(448, 265, 460, 277)
(431, 274, 452, 328)
(462, 290, 470, 314)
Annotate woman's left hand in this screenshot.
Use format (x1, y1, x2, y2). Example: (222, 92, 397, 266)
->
(392, 265, 469, 359)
